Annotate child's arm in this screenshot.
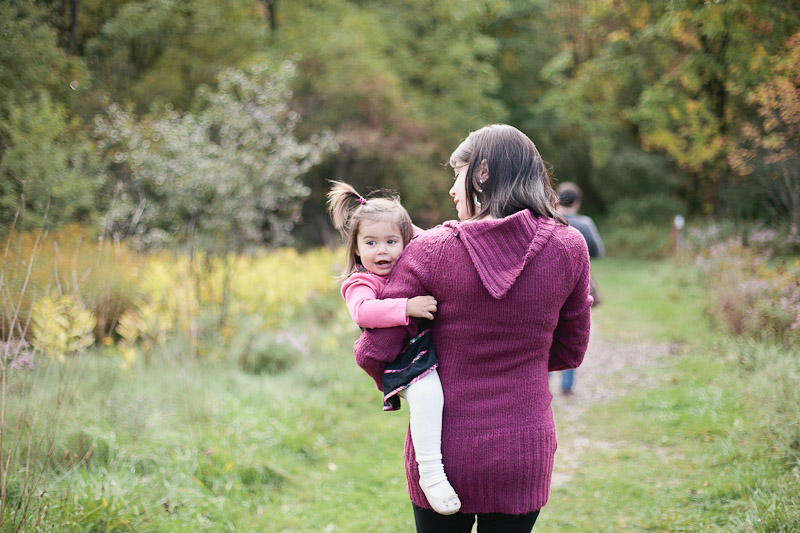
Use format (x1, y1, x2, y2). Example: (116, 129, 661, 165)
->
(343, 278, 409, 329)
(343, 277, 437, 328)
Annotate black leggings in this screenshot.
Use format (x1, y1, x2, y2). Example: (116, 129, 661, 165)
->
(412, 503, 540, 533)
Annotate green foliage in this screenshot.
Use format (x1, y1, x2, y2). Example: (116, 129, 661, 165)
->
(0, 1, 86, 117)
(600, 222, 672, 260)
(493, 0, 800, 223)
(280, 0, 505, 242)
(626, 0, 799, 215)
(94, 61, 336, 250)
(228, 315, 308, 375)
(86, 0, 272, 113)
(3, 0, 800, 242)
(598, 146, 686, 223)
(0, 93, 105, 230)
(54, 430, 117, 471)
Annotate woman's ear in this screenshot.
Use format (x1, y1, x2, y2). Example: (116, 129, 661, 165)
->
(479, 159, 489, 184)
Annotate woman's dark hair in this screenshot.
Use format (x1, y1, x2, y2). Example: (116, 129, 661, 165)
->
(449, 124, 566, 223)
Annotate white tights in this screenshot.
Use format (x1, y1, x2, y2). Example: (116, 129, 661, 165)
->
(399, 370, 449, 491)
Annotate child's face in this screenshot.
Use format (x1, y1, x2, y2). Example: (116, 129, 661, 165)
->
(356, 219, 405, 276)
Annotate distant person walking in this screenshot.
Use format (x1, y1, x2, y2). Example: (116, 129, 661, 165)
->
(555, 181, 604, 396)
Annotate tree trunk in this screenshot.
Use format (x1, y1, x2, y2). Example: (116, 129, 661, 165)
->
(67, 0, 80, 56)
(262, 0, 277, 32)
(56, 0, 68, 47)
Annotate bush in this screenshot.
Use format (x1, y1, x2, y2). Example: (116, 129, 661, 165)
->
(601, 221, 672, 259)
(53, 430, 117, 471)
(726, 338, 800, 487)
(229, 317, 310, 375)
(687, 223, 800, 348)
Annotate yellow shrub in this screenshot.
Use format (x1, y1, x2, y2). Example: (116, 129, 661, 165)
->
(1, 223, 142, 340)
(115, 247, 342, 350)
(31, 294, 96, 362)
(3, 230, 344, 365)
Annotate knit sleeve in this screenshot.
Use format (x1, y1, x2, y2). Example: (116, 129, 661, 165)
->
(548, 232, 593, 371)
(353, 235, 438, 390)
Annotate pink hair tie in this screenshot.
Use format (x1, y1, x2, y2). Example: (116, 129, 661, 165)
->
(359, 196, 366, 205)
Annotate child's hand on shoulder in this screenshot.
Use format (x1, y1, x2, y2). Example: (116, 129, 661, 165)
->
(406, 295, 437, 320)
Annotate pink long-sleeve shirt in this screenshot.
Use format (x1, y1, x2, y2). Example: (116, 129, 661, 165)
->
(353, 209, 592, 515)
(341, 271, 409, 329)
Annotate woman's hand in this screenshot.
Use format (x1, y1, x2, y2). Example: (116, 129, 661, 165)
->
(406, 295, 438, 320)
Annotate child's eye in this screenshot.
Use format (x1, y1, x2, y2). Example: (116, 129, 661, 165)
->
(366, 240, 376, 246)
(388, 239, 398, 245)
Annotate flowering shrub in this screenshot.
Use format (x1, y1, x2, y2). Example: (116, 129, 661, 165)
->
(688, 224, 800, 347)
(0, 340, 34, 370)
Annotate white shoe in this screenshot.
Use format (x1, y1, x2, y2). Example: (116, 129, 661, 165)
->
(419, 478, 461, 515)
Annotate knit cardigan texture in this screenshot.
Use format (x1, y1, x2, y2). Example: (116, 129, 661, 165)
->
(353, 209, 593, 515)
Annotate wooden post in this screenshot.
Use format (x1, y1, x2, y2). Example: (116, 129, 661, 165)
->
(672, 214, 685, 255)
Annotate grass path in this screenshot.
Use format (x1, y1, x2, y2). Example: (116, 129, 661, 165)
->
(548, 329, 677, 489)
(533, 258, 799, 531)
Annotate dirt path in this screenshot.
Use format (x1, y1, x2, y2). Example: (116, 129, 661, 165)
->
(548, 325, 678, 487)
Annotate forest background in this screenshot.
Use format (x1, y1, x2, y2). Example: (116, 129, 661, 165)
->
(3, 0, 799, 251)
(1, 0, 800, 530)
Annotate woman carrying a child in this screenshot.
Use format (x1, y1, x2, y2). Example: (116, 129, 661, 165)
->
(352, 124, 593, 532)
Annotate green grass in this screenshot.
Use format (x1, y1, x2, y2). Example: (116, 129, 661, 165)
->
(590, 257, 708, 343)
(2, 259, 798, 531)
(538, 258, 800, 532)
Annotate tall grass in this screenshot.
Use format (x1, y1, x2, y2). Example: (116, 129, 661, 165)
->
(1, 224, 358, 530)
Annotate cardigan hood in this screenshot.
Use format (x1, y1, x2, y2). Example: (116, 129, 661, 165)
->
(445, 209, 557, 299)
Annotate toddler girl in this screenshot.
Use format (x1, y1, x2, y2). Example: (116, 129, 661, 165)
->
(327, 181, 461, 515)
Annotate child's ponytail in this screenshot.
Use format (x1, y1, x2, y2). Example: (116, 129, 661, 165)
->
(326, 181, 365, 239)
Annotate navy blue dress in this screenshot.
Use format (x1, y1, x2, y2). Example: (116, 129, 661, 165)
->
(381, 318, 439, 411)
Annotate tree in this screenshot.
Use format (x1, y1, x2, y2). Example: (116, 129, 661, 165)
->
(0, 93, 104, 230)
(730, 32, 800, 224)
(497, 0, 799, 221)
(628, 0, 800, 215)
(0, 0, 88, 142)
(0, 1, 98, 231)
(94, 61, 336, 251)
(86, 0, 272, 113)
(273, 0, 505, 243)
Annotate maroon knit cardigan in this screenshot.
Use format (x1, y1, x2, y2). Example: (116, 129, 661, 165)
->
(353, 209, 592, 515)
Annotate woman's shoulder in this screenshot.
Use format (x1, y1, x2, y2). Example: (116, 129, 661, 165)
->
(551, 222, 591, 258)
(406, 222, 459, 250)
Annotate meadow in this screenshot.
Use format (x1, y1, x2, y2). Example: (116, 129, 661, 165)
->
(1, 228, 799, 531)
